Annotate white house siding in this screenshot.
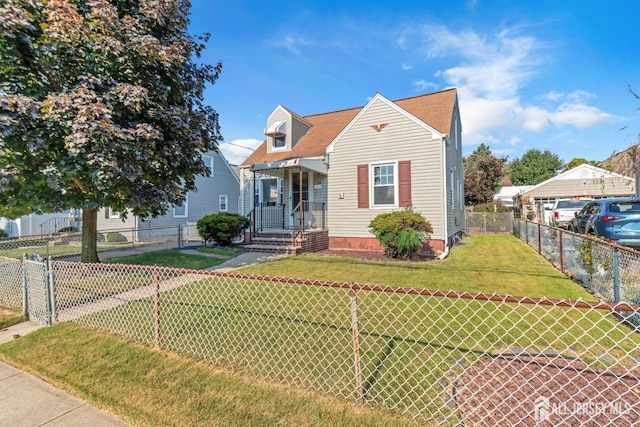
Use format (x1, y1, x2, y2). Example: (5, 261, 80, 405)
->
(445, 105, 465, 240)
(327, 98, 446, 241)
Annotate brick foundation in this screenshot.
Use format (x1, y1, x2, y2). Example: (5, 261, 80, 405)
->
(300, 229, 329, 253)
(329, 236, 445, 257)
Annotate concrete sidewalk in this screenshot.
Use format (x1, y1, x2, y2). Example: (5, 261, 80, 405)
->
(0, 355, 130, 426)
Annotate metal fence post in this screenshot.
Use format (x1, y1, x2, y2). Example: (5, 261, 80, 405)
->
(537, 223, 542, 253)
(21, 254, 28, 318)
(178, 225, 183, 249)
(46, 256, 56, 324)
(350, 288, 364, 404)
(525, 221, 529, 245)
(154, 266, 161, 348)
(559, 230, 564, 273)
(613, 247, 620, 303)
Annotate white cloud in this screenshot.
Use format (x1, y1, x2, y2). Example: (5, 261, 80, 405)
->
(402, 63, 413, 70)
(219, 139, 263, 166)
(405, 25, 617, 146)
(413, 79, 437, 91)
(270, 35, 312, 55)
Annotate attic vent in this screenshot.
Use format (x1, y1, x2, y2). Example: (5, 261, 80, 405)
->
(264, 120, 286, 136)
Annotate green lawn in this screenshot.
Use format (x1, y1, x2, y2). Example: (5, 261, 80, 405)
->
(236, 234, 594, 300)
(0, 234, 636, 425)
(104, 249, 226, 269)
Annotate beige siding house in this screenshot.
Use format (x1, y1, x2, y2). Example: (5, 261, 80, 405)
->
(241, 88, 464, 256)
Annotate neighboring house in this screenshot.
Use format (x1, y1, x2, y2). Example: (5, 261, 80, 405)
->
(0, 210, 81, 237)
(494, 185, 532, 208)
(240, 88, 465, 257)
(98, 149, 240, 234)
(514, 164, 635, 223)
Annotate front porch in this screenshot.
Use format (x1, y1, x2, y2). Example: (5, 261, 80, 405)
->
(244, 201, 328, 255)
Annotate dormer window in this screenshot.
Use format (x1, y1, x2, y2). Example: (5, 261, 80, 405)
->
(264, 120, 287, 150)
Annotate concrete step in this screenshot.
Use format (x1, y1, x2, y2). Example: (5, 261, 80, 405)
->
(243, 244, 300, 255)
(250, 236, 305, 247)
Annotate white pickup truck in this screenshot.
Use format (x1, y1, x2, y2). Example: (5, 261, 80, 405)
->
(550, 198, 592, 228)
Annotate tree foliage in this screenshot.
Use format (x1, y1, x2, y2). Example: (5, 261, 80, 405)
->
(507, 149, 563, 186)
(565, 157, 596, 170)
(463, 143, 506, 206)
(368, 209, 433, 259)
(0, 0, 222, 262)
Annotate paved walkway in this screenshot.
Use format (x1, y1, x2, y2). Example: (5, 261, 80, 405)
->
(0, 328, 131, 426)
(0, 248, 289, 426)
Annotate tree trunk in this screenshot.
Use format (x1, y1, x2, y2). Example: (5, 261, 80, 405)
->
(81, 208, 99, 263)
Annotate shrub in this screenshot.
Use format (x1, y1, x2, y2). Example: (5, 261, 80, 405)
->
(106, 232, 128, 243)
(369, 209, 433, 259)
(197, 212, 250, 247)
(57, 226, 79, 233)
(472, 201, 511, 213)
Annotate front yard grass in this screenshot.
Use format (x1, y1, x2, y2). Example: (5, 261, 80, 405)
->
(0, 324, 417, 427)
(103, 249, 226, 269)
(0, 234, 634, 425)
(236, 234, 594, 300)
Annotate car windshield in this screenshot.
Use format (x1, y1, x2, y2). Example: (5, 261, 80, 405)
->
(610, 202, 640, 212)
(556, 200, 589, 209)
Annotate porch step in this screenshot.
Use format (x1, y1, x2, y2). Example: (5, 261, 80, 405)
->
(250, 236, 305, 247)
(243, 244, 301, 255)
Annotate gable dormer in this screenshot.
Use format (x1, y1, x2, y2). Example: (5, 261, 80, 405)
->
(264, 105, 311, 154)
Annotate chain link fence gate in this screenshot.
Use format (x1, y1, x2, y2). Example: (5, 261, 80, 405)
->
(465, 212, 514, 234)
(21, 256, 54, 325)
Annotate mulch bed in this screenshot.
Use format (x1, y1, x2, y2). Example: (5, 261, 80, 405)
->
(456, 355, 640, 426)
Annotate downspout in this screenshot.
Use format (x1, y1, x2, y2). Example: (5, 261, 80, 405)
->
(439, 136, 450, 260)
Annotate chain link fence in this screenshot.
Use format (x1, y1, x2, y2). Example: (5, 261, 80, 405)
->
(0, 225, 201, 262)
(465, 212, 514, 234)
(2, 255, 639, 425)
(514, 220, 640, 308)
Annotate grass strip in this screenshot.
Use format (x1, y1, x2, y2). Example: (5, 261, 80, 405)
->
(0, 324, 419, 427)
(0, 307, 25, 329)
(103, 249, 225, 269)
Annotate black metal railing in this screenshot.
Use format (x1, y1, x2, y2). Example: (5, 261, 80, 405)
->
(251, 203, 287, 233)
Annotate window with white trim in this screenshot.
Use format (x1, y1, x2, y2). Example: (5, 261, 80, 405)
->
(372, 163, 396, 206)
(219, 195, 228, 212)
(105, 208, 120, 219)
(173, 195, 188, 218)
(203, 155, 214, 176)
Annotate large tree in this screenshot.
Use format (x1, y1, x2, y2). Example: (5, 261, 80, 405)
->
(507, 149, 563, 186)
(0, 0, 222, 262)
(463, 143, 506, 206)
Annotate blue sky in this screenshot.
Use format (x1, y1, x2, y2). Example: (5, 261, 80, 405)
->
(188, 0, 640, 166)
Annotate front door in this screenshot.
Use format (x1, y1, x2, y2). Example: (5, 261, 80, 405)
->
(289, 171, 312, 227)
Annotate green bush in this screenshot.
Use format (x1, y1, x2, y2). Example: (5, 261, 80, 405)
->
(196, 212, 250, 247)
(369, 209, 433, 259)
(57, 226, 79, 233)
(472, 201, 511, 213)
(106, 232, 128, 243)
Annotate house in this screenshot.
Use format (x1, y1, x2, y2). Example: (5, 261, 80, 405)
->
(514, 163, 635, 223)
(98, 149, 240, 238)
(0, 210, 81, 237)
(240, 88, 465, 257)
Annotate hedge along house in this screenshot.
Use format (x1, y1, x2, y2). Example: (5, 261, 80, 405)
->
(240, 88, 465, 256)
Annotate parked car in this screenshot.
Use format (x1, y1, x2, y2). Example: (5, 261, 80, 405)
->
(569, 198, 640, 248)
(550, 198, 592, 228)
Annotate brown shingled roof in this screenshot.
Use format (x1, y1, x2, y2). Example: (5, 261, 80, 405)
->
(241, 88, 457, 166)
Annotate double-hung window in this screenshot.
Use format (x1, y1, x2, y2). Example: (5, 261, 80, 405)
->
(203, 155, 214, 176)
(219, 195, 228, 212)
(372, 163, 396, 206)
(173, 195, 188, 218)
